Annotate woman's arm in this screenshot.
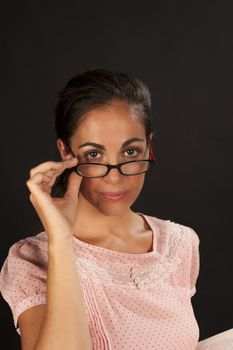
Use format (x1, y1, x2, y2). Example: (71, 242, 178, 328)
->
(31, 236, 92, 350)
(20, 156, 92, 349)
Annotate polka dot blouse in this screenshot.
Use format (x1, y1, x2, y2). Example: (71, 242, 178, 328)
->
(0, 213, 200, 349)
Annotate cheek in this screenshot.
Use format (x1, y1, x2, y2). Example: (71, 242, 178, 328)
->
(79, 178, 95, 194)
(79, 178, 103, 199)
(132, 174, 145, 194)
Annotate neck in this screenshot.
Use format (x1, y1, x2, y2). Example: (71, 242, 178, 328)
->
(72, 192, 141, 244)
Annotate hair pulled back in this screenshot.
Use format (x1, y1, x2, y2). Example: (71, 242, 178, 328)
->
(52, 67, 154, 197)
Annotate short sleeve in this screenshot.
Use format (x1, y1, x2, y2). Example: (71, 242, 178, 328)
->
(189, 228, 200, 298)
(0, 234, 48, 335)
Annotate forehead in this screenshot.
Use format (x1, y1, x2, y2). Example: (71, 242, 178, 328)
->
(73, 100, 145, 140)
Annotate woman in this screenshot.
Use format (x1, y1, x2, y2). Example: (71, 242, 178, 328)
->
(0, 68, 200, 350)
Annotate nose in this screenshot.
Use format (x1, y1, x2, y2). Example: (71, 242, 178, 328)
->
(104, 166, 123, 183)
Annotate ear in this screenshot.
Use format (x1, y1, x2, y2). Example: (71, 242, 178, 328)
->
(146, 132, 153, 148)
(148, 132, 156, 161)
(149, 132, 154, 140)
(56, 139, 70, 161)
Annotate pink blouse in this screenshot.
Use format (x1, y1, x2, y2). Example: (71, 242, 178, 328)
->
(0, 213, 200, 349)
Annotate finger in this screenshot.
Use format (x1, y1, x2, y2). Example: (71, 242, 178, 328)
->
(29, 158, 78, 178)
(29, 172, 55, 191)
(27, 176, 55, 210)
(42, 182, 52, 194)
(27, 172, 46, 186)
(27, 160, 79, 200)
(44, 158, 79, 187)
(48, 158, 78, 178)
(26, 172, 53, 195)
(30, 161, 63, 178)
(64, 171, 82, 200)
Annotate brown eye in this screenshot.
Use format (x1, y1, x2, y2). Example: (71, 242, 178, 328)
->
(126, 149, 136, 156)
(124, 147, 142, 157)
(84, 150, 102, 160)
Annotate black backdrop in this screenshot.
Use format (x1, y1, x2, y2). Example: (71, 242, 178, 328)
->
(1, 0, 233, 348)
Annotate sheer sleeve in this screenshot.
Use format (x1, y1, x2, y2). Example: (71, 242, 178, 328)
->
(0, 233, 48, 334)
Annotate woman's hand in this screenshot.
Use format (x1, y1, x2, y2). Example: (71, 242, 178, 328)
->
(26, 154, 82, 241)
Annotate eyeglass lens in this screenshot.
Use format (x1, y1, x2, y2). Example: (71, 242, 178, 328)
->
(76, 161, 150, 178)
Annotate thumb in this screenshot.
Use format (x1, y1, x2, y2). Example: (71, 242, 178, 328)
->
(64, 171, 82, 200)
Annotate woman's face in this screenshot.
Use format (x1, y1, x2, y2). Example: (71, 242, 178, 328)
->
(68, 100, 151, 216)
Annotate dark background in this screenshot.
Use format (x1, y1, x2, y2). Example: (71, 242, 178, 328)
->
(1, 0, 233, 348)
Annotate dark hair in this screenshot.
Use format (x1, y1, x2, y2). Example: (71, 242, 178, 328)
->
(51, 67, 154, 197)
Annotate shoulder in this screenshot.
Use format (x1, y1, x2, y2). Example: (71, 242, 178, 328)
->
(143, 213, 200, 250)
(0, 230, 49, 295)
(12, 230, 48, 246)
(2, 231, 48, 273)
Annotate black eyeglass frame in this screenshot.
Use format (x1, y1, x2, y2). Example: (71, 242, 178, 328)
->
(73, 159, 155, 178)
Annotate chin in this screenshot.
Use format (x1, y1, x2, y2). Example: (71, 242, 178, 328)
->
(98, 207, 129, 217)
(91, 197, 124, 213)
(96, 199, 134, 217)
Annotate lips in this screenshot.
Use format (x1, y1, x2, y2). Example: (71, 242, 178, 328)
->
(100, 191, 128, 200)
(101, 191, 126, 196)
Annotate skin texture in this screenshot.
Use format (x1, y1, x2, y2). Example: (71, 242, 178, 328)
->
(57, 99, 153, 252)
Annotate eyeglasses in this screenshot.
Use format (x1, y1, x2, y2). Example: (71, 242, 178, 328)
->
(71, 159, 155, 178)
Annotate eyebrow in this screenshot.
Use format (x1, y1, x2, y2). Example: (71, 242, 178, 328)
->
(78, 137, 145, 150)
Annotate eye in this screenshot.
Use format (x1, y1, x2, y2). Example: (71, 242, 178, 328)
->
(83, 147, 142, 160)
(124, 148, 140, 156)
(84, 150, 102, 160)
(124, 147, 142, 157)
